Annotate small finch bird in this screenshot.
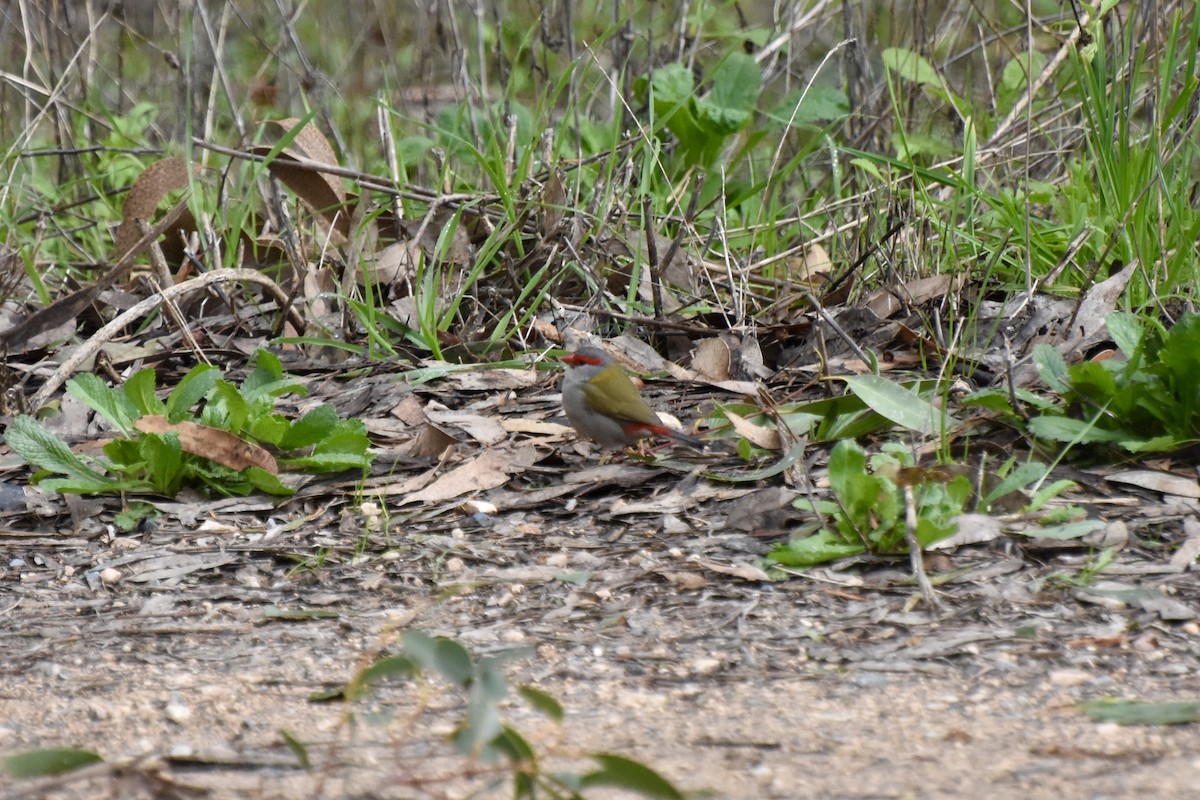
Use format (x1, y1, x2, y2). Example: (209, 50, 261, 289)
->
(559, 346, 702, 449)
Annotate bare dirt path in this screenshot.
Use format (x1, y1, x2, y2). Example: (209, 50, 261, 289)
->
(3, 468, 1199, 799)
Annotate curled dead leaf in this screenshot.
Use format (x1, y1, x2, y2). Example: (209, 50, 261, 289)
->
(113, 156, 194, 262)
(250, 118, 351, 239)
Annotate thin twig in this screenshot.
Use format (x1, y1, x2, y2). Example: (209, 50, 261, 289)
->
(30, 269, 293, 410)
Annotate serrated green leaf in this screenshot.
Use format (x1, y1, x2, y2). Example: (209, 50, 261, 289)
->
(767, 529, 865, 566)
(983, 462, 1047, 508)
(141, 432, 182, 495)
(850, 157, 885, 181)
(314, 420, 370, 454)
(1028, 478, 1076, 510)
(647, 63, 693, 107)
(247, 413, 289, 445)
(166, 363, 219, 422)
(1027, 415, 1127, 444)
(205, 379, 249, 432)
(279, 452, 371, 473)
(1032, 344, 1070, 393)
(67, 373, 138, 436)
(1013, 518, 1106, 539)
(123, 368, 165, 416)
(766, 85, 849, 127)
(1106, 312, 1144, 358)
(695, 52, 760, 136)
(279, 404, 338, 450)
(1001, 51, 1047, 91)
(39, 476, 141, 494)
(242, 467, 293, 496)
(3, 747, 102, 777)
(6, 416, 115, 486)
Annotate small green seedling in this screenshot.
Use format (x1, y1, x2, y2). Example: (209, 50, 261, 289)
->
(312, 630, 685, 799)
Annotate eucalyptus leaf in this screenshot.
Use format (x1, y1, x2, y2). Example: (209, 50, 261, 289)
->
(582, 753, 685, 799)
(2, 748, 102, 778)
(841, 374, 956, 434)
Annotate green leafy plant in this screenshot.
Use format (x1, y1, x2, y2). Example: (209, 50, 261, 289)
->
(636, 51, 762, 170)
(1029, 311, 1200, 453)
(310, 630, 684, 799)
(6, 350, 372, 497)
(769, 440, 973, 567)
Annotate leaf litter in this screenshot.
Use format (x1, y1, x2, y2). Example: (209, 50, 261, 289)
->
(4, 338, 1200, 796)
(2, 130, 1200, 800)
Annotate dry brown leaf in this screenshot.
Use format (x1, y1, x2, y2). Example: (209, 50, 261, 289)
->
(690, 556, 771, 582)
(609, 487, 703, 516)
(1168, 518, 1200, 572)
(659, 571, 708, 590)
(1082, 520, 1129, 550)
(864, 274, 952, 319)
(691, 338, 731, 381)
(366, 240, 420, 286)
(405, 424, 458, 458)
(113, 156, 193, 261)
(442, 369, 542, 391)
(724, 409, 781, 451)
(929, 513, 1004, 550)
(124, 553, 238, 583)
(398, 447, 528, 505)
(251, 118, 350, 238)
(1065, 261, 1137, 350)
(134, 415, 278, 474)
(426, 410, 508, 445)
(1107, 470, 1200, 499)
(540, 167, 567, 237)
(390, 395, 429, 427)
(501, 418, 573, 437)
(793, 243, 833, 284)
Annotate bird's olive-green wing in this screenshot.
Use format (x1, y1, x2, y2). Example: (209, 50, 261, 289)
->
(579, 365, 660, 424)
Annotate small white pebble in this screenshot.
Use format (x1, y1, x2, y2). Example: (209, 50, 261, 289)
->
(99, 568, 121, 585)
(165, 701, 192, 724)
(1048, 668, 1091, 687)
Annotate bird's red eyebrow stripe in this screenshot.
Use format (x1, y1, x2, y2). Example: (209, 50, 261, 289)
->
(561, 354, 603, 365)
